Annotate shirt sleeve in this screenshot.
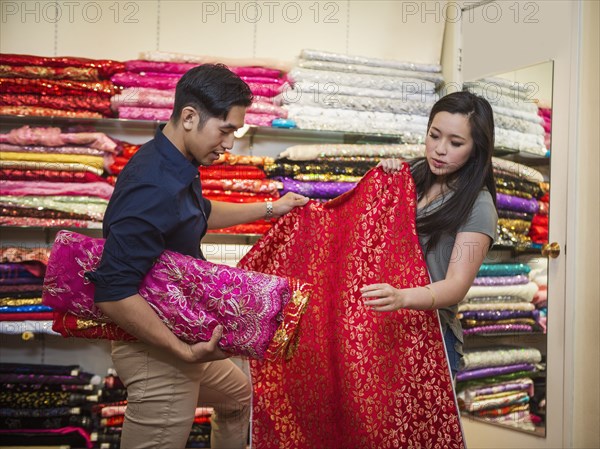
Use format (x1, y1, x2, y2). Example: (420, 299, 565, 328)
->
(458, 190, 499, 242)
(203, 197, 212, 219)
(86, 184, 178, 303)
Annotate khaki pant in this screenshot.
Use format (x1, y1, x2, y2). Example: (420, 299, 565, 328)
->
(111, 340, 251, 449)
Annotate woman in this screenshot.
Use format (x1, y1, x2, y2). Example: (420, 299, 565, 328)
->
(361, 90, 499, 377)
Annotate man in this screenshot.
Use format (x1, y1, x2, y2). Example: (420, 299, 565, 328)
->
(87, 64, 308, 449)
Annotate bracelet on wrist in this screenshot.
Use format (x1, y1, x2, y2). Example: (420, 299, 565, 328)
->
(424, 285, 436, 310)
(265, 201, 273, 219)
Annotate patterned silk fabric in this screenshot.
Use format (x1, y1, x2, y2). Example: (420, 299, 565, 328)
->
(238, 165, 464, 448)
(43, 231, 310, 359)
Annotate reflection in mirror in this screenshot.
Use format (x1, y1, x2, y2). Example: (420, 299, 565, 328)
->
(457, 62, 552, 437)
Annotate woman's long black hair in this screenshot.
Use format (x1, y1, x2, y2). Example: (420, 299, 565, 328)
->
(411, 90, 497, 251)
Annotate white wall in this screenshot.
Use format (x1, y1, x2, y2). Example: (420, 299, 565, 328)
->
(459, 1, 599, 447)
(572, 1, 600, 447)
(1, 0, 445, 64)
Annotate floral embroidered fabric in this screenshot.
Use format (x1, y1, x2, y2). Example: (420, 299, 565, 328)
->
(238, 165, 464, 448)
(42, 231, 310, 359)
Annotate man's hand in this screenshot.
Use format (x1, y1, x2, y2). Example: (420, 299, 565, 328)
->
(181, 325, 230, 363)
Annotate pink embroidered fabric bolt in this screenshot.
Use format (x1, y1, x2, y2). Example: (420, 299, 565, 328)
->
(42, 231, 302, 359)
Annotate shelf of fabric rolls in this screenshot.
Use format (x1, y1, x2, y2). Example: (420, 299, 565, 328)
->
(460, 413, 547, 438)
(0, 226, 261, 245)
(1, 115, 551, 155)
(0, 114, 405, 144)
(490, 244, 542, 255)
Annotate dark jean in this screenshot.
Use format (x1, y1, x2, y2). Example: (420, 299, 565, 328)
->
(443, 328, 462, 380)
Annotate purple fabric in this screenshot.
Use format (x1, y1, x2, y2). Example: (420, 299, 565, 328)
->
(460, 310, 534, 320)
(456, 363, 536, 382)
(496, 193, 539, 213)
(0, 372, 93, 385)
(0, 263, 38, 279)
(42, 230, 303, 359)
(277, 177, 356, 199)
(0, 278, 43, 285)
(467, 380, 534, 397)
(472, 275, 529, 286)
(462, 324, 533, 335)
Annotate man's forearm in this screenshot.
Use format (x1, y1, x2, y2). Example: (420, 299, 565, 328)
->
(207, 201, 267, 229)
(96, 294, 189, 359)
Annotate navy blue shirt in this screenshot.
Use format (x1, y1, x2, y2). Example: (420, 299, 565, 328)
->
(87, 126, 211, 303)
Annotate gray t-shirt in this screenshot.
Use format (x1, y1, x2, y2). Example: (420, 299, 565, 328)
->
(417, 189, 498, 355)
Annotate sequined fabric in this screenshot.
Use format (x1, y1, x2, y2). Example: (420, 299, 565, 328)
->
(0, 143, 106, 157)
(0, 65, 100, 81)
(275, 177, 355, 199)
(238, 165, 464, 448)
(0, 54, 124, 78)
(0, 78, 119, 97)
(280, 143, 424, 161)
(0, 106, 102, 119)
(0, 94, 112, 116)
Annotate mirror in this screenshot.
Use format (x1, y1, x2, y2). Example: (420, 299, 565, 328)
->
(457, 61, 553, 437)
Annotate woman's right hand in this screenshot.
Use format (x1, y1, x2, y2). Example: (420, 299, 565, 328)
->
(377, 158, 403, 173)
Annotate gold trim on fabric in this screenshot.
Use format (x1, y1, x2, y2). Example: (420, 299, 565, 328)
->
(265, 282, 311, 361)
(0, 297, 43, 306)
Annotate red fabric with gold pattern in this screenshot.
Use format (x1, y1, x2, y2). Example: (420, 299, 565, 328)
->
(238, 164, 464, 448)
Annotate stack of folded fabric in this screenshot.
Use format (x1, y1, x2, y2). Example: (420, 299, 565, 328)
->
(201, 153, 279, 235)
(0, 363, 100, 448)
(93, 370, 127, 449)
(537, 101, 552, 151)
(0, 246, 55, 337)
(465, 78, 548, 157)
(92, 370, 212, 448)
(493, 158, 547, 250)
(459, 263, 540, 336)
(186, 407, 212, 448)
(111, 53, 288, 126)
(456, 346, 544, 432)
(0, 53, 123, 118)
(268, 143, 425, 200)
(528, 185, 549, 248)
(105, 141, 142, 185)
(0, 125, 116, 228)
(527, 259, 548, 333)
(278, 49, 443, 137)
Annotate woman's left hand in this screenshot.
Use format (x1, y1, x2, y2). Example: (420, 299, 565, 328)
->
(361, 283, 404, 311)
(273, 192, 309, 217)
